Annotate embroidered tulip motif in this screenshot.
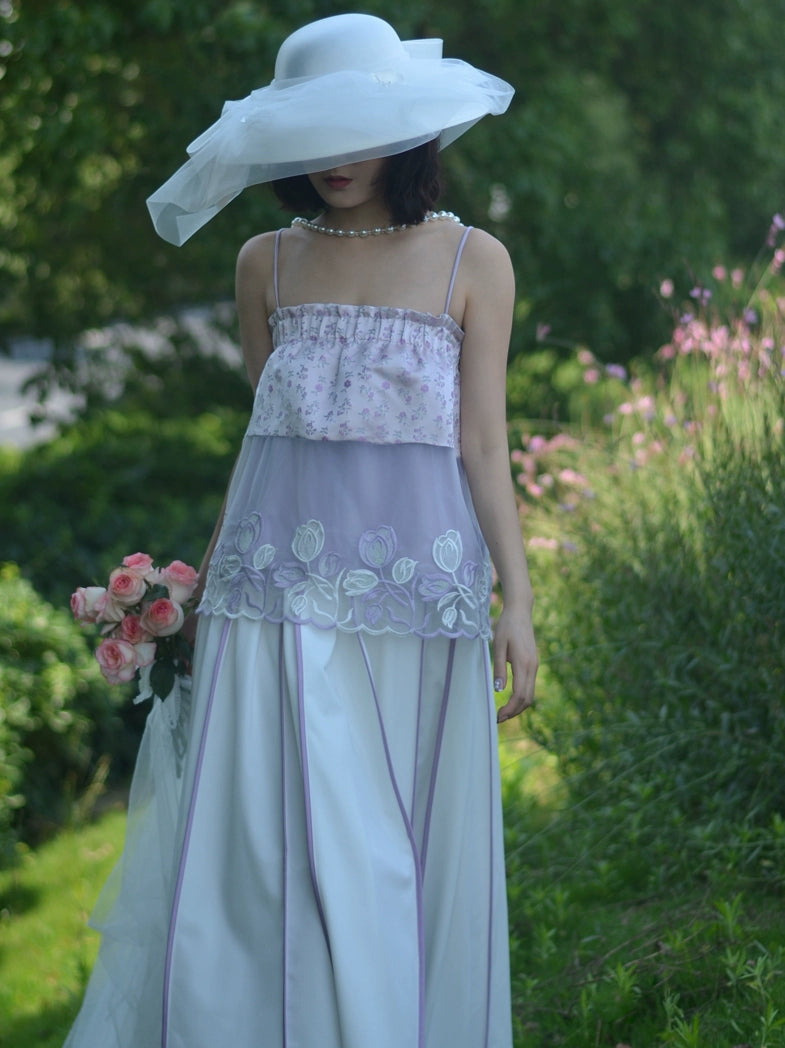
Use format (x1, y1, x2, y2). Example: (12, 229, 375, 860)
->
(252, 544, 276, 570)
(235, 512, 263, 554)
(204, 512, 491, 638)
(292, 520, 325, 562)
(432, 530, 463, 573)
(343, 570, 380, 596)
(359, 525, 397, 567)
(392, 557, 416, 584)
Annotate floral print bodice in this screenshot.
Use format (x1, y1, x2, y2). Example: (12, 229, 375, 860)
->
(248, 303, 463, 447)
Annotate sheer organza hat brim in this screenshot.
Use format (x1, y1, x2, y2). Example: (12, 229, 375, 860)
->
(147, 49, 514, 245)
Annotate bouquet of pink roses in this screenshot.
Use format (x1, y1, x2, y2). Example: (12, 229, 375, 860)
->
(71, 552, 199, 703)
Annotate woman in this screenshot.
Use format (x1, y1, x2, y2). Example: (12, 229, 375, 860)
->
(66, 13, 537, 1048)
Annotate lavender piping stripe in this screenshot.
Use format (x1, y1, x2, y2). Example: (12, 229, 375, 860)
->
(409, 637, 427, 820)
(483, 654, 495, 1048)
(419, 639, 457, 875)
(161, 617, 231, 1048)
(293, 623, 331, 952)
(355, 633, 426, 1048)
(278, 626, 289, 1048)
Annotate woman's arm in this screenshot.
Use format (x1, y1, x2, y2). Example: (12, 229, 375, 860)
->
(458, 229, 538, 720)
(184, 233, 278, 638)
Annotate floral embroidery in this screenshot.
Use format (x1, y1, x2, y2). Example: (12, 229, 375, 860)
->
(200, 516, 492, 639)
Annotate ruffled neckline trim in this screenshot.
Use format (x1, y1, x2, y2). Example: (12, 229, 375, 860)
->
(269, 302, 464, 342)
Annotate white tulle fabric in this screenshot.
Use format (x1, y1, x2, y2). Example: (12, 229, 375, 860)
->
(65, 615, 512, 1048)
(147, 20, 513, 245)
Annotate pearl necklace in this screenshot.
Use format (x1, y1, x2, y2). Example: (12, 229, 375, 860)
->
(291, 210, 460, 238)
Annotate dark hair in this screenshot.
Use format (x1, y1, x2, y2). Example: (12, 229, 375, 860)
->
(272, 139, 443, 225)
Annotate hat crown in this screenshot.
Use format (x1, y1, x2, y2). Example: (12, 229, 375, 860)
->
(274, 13, 407, 80)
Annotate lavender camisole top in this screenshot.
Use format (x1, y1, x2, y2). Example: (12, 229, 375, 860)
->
(199, 226, 492, 639)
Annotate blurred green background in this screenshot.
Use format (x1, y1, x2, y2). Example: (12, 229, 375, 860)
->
(2, 3, 785, 1046)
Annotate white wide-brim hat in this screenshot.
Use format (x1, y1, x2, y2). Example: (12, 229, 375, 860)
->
(147, 13, 514, 245)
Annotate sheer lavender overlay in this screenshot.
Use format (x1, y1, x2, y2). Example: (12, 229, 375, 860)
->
(200, 438, 492, 637)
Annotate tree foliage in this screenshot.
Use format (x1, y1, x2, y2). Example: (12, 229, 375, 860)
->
(2, 0, 784, 361)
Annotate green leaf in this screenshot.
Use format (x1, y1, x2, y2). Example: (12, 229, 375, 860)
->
(149, 658, 176, 701)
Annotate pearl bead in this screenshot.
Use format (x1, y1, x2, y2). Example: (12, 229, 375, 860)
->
(291, 211, 460, 237)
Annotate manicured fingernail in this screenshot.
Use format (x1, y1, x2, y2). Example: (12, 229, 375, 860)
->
(494, 678, 503, 692)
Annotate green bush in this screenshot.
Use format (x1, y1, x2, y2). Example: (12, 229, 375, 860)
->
(0, 406, 243, 610)
(0, 564, 121, 859)
(520, 240, 785, 875)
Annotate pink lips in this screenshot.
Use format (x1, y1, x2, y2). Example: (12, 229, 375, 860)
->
(324, 176, 352, 189)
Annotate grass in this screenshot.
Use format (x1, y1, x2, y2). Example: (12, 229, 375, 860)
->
(497, 722, 785, 1047)
(0, 807, 125, 1048)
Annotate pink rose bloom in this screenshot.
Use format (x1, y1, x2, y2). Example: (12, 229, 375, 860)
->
(142, 597, 185, 637)
(122, 552, 155, 578)
(108, 568, 148, 606)
(70, 586, 107, 624)
(95, 638, 138, 684)
(120, 614, 154, 645)
(94, 590, 126, 624)
(134, 641, 157, 668)
(161, 560, 199, 604)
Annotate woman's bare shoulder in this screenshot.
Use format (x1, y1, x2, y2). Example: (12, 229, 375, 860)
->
(461, 226, 513, 274)
(236, 230, 279, 274)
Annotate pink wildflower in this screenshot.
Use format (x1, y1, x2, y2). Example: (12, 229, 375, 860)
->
(767, 213, 785, 247)
(659, 279, 674, 299)
(577, 348, 596, 366)
(583, 368, 600, 384)
(678, 446, 695, 466)
(549, 433, 578, 451)
(605, 363, 628, 381)
(712, 265, 727, 282)
(527, 537, 559, 551)
(558, 468, 588, 486)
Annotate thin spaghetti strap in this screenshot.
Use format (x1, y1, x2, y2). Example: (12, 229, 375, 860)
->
(444, 226, 473, 314)
(273, 228, 283, 309)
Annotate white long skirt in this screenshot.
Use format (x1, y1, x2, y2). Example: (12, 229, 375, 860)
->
(65, 614, 512, 1048)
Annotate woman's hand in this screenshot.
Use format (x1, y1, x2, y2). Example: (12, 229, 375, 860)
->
(493, 606, 538, 722)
